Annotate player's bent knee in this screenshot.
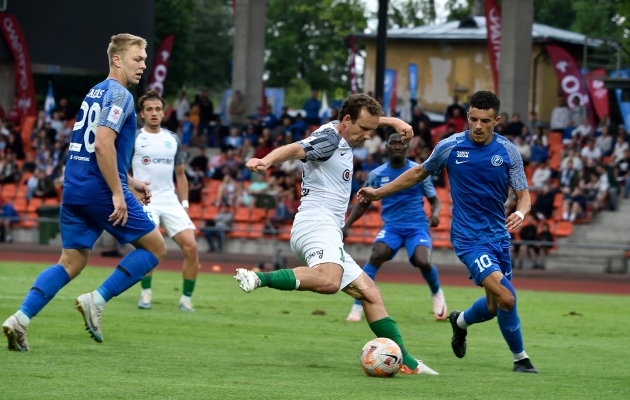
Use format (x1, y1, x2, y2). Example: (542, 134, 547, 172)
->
(414, 259, 431, 271)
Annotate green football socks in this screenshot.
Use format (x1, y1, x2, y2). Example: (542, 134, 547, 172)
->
(183, 279, 196, 297)
(255, 269, 298, 291)
(140, 276, 152, 290)
(369, 317, 419, 370)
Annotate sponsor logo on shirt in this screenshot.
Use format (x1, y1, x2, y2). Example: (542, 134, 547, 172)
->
(491, 155, 504, 166)
(380, 176, 390, 184)
(69, 142, 82, 152)
(457, 151, 469, 158)
(107, 105, 123, 124)
(141, 157, 174, 165)
(165, 141, 172, 149)
(343, 169, 351, 181)
(305, 249, 324, 263)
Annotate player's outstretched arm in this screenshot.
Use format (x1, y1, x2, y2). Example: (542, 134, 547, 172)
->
(377, 117, 413, 141)
(506, 188, 531, 231)
(94, 126, 127, 226)
(358, 165, 431, 202)
(246, 143, 306, 172)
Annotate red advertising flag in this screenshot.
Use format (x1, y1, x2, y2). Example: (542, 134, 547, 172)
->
(348, 35, 358, 94)
(0, 12, 37, 120)
(585, 68, 609, 120)
(484, 0, 501, 93)
(148, 34, 175, 96)
(546, 44, 594, 126)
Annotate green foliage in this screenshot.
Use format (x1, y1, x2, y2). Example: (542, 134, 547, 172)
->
(155, 0, 234, 97)
(533, 0, 576, 30)
(265, 0, 367, 91)
(445, 0, 473, 22)
(188, 0, 234, 91)
(388, 0, 436, 28)
(155, 0, 195, 97)
(284, 78, 312, 109)
(571, 0, 621, 39)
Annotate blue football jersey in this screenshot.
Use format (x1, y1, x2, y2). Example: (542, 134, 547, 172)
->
(366, 159, 436, 229)
(63, 79, 137, 205)
(423, 131, 528, 247)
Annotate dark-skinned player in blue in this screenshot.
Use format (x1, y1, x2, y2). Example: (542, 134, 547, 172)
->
(358, 91, 537, 373)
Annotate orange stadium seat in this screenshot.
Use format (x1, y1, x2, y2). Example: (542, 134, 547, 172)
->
(233, 207, 251, 223)
(187, 203, 202, 219)
(554, 220, 573, 237)
(13, 197, 28, 213)
(202, 205, 218, 220)
(227, 222, 250, 239)
(1, 184, 17, 200)
(27, 198, 43, 213)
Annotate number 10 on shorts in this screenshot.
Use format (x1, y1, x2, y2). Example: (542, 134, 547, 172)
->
(474, 254, 492, 272)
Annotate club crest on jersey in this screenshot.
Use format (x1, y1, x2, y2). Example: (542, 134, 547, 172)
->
(491, 155, 503, 166)
(343, 169, 351, 181)
(165, 141, 172, 149)
(142, 156, 151, 165)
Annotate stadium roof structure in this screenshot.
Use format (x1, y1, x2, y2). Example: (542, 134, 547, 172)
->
(358, 16, 605, 47)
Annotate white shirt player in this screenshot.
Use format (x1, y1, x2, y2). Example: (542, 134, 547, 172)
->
(131, 128, 186, 202)
(296, 121, 353, 228)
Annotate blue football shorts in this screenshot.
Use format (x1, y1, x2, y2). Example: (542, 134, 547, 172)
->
(454, 240, 513, 286)
(60, 190, 156, 250)
(373, 224, 432, 266)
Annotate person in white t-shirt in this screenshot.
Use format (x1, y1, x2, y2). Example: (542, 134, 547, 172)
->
(131, 90, 199, 312)
(233, 93, 438, 375)
(580, 139, 602, 162)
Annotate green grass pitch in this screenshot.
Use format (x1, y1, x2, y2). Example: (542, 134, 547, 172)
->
(0, 262, 628, 399)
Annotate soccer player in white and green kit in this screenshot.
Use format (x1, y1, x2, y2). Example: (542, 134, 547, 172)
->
(131, 90, 199, 311)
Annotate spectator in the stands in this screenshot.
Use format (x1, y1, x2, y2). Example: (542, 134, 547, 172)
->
(228, 90, 245, 130)
(595, 126, 613, 156)
(531, 183, 557, 221)
(616, 148, 630, 198)
(240, 138, 255, 163)
(514, 215, 538, 270)
(505, 113, 525, 139)
(562, 186, 587, 222)
(569, 97, 588, 127)
(0, 196, 18, 243)
(217, 174, 237, 207)
(190, 147, 209, 174)
(514, 136, 531, 165)
(303, 91, 321, 126)
(446, 107, 465, 133)
(534, 221, 554, 270)
(529, 136, 548, 170)
(202, 204, 234, 253)
(581, 139, 602, 162)
(188, 166, 205, 204)
(561, 148, 583, 172)
(27, 168, 57, 200)
(531, 160, 551, 191)
(612, 135, 628, 163)
(225, 127, 244, 150)
(558, 159, 581, 192)
(550, 97, 570, 133)
(571, 117, 592, 144)
(0, 152, 18, 183)
(444, 95, 465, 121)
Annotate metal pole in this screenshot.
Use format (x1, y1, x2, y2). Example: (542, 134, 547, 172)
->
(374, 0, 388, 102)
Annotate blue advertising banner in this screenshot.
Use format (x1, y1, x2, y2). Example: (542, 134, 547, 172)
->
(408, 63, 418, 100)
(610, 69, 630, 132)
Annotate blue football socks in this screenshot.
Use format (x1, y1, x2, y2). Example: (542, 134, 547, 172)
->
(497, 277, 525, 355)
(421, 265, 441, 295)
(353, 263, 378, 306)
(463, 296, 496, 325)
(19, 264, 70, 319)
(97, 249, 159, 302)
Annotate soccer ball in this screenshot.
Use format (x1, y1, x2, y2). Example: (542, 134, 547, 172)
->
(360, 338, 402, 377)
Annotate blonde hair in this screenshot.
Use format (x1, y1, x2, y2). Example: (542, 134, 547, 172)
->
(107, 33, 147, 68)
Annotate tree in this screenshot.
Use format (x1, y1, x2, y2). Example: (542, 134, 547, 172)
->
(265, 0, 368, 91)
(155, 0, 234, 97)
(571, 0, 621, 39)
(155, 0, 195, 97)
(445, 0, 473, 22)
(188, 0, 234, 91)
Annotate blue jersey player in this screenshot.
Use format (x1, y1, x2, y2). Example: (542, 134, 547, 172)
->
(2, 34, 167, 352)
(342, 133, 447, 322)
(358, 91, 537, 373)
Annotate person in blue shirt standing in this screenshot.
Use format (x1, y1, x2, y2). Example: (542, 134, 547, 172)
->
(2, 34, 167, 352)
(302, 90, 321, 126)
(342, 132, 447, 322)
(358, 91, 537, 373)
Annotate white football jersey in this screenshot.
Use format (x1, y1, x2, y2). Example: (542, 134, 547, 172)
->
(296, 121, 353, 228)
(131, 128, 186, 201)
